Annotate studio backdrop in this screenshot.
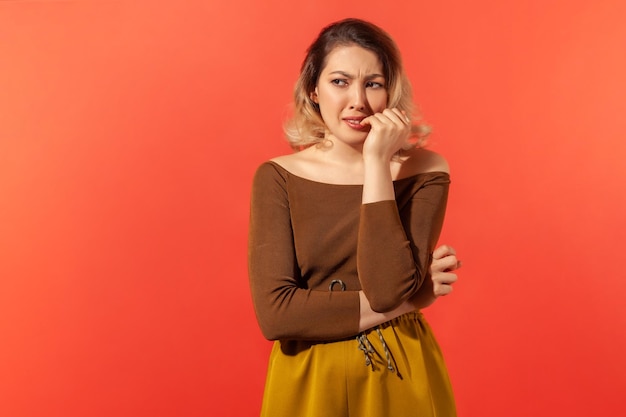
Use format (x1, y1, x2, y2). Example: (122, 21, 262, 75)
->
(1, 1, 625, 416)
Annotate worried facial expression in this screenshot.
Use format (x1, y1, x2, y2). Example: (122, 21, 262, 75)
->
(312, 45, 388, 146)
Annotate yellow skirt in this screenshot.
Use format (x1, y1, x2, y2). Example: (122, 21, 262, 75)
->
(260, 312, 456, 417)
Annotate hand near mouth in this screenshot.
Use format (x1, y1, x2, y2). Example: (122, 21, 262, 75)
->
(360, 108, 412, 161)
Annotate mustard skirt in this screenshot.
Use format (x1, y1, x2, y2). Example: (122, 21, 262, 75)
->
(260, 312, 456, 417)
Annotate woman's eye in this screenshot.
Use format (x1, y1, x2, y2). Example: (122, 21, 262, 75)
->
(366, 81, 384, 89)
(331, 79, 348, 86)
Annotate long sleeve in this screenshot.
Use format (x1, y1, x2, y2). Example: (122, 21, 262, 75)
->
(248, 163, 361, 341)
(357, 172, 449, 312)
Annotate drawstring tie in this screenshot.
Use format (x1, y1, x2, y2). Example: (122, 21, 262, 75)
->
(356, 333, 375, 366)
(328, 279, 395, 373)
(356, 329, 395, 372)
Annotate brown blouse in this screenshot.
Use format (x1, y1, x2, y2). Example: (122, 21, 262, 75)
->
(248, 161, 450, 341)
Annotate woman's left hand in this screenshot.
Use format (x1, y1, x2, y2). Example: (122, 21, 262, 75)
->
(431, 245, 461, 296)
(361, 108, 411, 161)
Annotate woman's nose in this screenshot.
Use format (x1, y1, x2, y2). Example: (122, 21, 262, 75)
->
(349, 86, 366, 110)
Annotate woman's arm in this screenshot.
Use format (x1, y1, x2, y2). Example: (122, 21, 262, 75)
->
(358, 291, 414, 331)
(357, 167, 450, 313)
(250, 162, 418, 340)
(361, 108, 411, 204)
(249, 162, 457, 340)
(359, 244, 461, 330)
(358, 110, 453, 313)
(248, 163, 363, 341)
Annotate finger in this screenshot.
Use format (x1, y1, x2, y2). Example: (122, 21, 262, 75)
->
(432, 270, 458, 285)
(434, 255, 459, 272)
(389, 108, 410, 125)
(382, 108, 405, 125)
(360, 113, 386, 127)
(432, 244, 456, 260)
(434, 284, 453, 296)
(400, 109, 411, 123)
(372, 112, 396, 126)
(444, 256, 460, 271)
(363, 110, 408, 132)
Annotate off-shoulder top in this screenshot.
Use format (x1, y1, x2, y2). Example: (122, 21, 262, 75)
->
(248, 161, 450, 341)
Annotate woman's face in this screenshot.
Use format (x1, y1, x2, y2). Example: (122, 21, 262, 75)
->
(312, 45, 388, 146)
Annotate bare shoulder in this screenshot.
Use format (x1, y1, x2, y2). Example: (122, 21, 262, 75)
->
(269, 153, 298, 169)
(270, 150, 308, 168)
(269, 147, 317, 177)
(396, 148, 450, 179)
(415, 148, 450, 173)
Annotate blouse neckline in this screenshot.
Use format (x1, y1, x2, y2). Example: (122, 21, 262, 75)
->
(267, 161, 449, 187)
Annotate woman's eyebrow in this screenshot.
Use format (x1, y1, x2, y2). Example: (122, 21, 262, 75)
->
(328, 70, 385, 80)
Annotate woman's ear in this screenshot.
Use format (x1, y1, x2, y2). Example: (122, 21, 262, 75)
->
(310, 88, 319, 104)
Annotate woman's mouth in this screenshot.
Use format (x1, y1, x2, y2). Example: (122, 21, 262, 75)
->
(343, 117, 368, 130)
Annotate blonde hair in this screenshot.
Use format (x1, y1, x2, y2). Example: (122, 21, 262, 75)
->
(284, 18, 431, 150)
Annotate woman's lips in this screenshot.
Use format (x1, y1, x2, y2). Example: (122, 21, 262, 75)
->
(343, 117, 368, 130)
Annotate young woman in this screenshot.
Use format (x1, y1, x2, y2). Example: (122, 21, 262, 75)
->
(248, 18, 460, 417)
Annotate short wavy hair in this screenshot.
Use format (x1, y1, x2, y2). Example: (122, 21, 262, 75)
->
(285, 18, 431, 150)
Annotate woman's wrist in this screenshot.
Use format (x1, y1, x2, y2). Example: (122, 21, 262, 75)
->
(358, 291, 417, 332)
(362, 159, 394, 204)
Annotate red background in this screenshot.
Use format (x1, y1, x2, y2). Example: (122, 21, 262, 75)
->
(1, 1, 625, 416)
